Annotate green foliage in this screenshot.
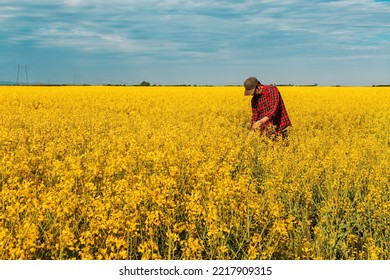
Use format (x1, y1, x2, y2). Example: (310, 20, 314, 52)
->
(140, 81, 151, 86)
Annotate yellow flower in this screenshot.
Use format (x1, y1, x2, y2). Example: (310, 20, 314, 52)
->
(0, 85, 388, 260)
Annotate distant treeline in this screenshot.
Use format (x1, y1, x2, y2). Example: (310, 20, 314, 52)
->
(1, 80, 389, 87)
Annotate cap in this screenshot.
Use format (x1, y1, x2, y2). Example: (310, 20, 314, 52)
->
(244, 77, 259, 96)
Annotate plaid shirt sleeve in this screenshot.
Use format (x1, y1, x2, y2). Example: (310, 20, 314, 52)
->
(264, 86, 280, 119)
(251, 96, 260, 128)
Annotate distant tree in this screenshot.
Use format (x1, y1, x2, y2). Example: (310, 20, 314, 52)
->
(140, 81, 151, 86)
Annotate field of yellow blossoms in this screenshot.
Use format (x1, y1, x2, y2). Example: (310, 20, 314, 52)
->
(0, 85, 389, 260)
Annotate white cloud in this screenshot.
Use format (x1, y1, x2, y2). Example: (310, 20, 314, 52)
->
(63, 0, 85, 6)
(2, 0, 388, 61)
(32, 25, 147, 53)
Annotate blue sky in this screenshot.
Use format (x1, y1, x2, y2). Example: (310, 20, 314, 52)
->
(1, 0, 389, 85)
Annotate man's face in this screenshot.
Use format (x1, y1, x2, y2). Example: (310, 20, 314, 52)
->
(253, 85, 262, 95)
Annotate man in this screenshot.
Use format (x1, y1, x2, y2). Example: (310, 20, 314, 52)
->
(244, 77, 291, 138)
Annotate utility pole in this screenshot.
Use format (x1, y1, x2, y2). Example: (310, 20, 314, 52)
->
(16, 64, 20, 85)
(25, 65, 29, 85)
(16, 65, 30, 85)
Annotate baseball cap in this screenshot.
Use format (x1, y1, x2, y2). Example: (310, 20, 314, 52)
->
(244, 77, 259, 96)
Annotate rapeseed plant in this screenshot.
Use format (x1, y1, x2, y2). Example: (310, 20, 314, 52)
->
(0, 86, 389, 259)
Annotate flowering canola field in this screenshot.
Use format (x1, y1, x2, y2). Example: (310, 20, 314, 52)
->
(0, 86, 389, 260)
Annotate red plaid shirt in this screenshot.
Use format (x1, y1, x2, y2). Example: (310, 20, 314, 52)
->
(251, 85, 291, 133)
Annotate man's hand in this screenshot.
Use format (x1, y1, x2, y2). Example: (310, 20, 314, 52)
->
(252, 120, 262, 130)
(252, 116, 270, 130)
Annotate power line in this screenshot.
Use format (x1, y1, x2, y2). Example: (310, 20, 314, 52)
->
(16, 64, 30, 85)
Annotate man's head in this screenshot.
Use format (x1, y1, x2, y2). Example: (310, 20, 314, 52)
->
(244, 77, 261, 96)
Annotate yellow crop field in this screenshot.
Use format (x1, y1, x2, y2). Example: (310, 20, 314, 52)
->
(0, 86, 389, 260)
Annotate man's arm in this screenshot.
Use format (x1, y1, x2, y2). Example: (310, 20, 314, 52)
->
(251, 106, 259, 129)
(251, 116, 270, 129)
